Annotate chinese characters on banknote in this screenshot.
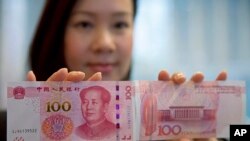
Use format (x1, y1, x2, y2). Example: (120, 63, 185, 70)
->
(7, 81, 245, 140)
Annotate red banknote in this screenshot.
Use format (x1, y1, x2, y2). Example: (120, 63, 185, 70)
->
(7, 81, 245, 140)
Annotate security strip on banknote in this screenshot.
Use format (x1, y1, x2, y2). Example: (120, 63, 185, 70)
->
(7, 81, 246, 141)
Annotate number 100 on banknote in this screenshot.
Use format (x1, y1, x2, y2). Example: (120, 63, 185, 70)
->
(7, 81, 245, 141)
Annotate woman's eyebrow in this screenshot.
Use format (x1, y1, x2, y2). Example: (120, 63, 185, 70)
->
(71, 11, 95, 17)
(112, 12, 132, 17)
(70, 11, 132, 18)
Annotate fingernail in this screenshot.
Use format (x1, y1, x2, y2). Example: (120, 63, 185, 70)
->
(196, 71, 203, 75)
(96, 72, 102, 77)
(58, 68, 68, 73)
(174, 72, 184, 80)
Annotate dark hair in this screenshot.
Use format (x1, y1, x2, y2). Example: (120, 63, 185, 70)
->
(29, 0, 137, 80)
(80, 86, 111, 104)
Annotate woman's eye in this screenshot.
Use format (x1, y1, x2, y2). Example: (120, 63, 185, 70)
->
(114, 21, 129, 29)
(76, 21, 93, 29)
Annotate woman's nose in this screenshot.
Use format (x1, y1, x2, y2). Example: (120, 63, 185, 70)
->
(91, 28, 116, 53)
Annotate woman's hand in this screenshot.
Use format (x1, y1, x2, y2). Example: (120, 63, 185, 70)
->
(26, 68, 102, 81)
(157, 70, 227, 141)
(158, 70, 227, 83)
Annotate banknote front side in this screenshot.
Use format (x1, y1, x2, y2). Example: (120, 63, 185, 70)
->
(7, 81, 245, 141)
(8, 81, 134, 141)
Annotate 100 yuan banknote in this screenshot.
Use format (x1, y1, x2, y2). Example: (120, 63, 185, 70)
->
(8, 81, 134, 141)
(7, 81, 245, 141)
(135, 81, 245, 140)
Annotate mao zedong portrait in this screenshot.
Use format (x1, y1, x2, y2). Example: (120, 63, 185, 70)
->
(75, 86, 116, 140)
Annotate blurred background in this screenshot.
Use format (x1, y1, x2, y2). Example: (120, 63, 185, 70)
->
(0, 0, 249, 124)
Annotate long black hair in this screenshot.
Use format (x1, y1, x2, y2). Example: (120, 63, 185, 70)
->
(29, 0, 137, 80)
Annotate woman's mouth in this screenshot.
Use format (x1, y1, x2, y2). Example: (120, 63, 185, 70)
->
(87, 63, 115, 73)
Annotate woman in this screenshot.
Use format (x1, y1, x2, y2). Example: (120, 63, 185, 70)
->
(27, 0, 226, 82)
(26, 0, 227, 141)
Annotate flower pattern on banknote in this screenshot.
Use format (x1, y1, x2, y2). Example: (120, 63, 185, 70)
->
(42, 114, 73, 140)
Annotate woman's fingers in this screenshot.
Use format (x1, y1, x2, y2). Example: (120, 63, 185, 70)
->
(158, 70, 186, 84)
(64, 71, 85, 82)
(87, 72, 102, 81)
(26, 71, 36, 81)
(171, 72, 186, 85)
(191, 72, 204, 83)
(64, 71, 102, 81)
(216, 71, 227, 81)
(158, 70, 170, 81)
(27, 68, 102, 82)
(47, 68, 68, 81)
(159, 70, 226, 84)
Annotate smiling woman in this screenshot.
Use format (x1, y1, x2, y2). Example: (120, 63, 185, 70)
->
(29, 0, 137, 81)
(64, 0, 133, 80)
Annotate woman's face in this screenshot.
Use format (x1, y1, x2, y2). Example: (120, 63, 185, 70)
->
(64, 0, 133, 80)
